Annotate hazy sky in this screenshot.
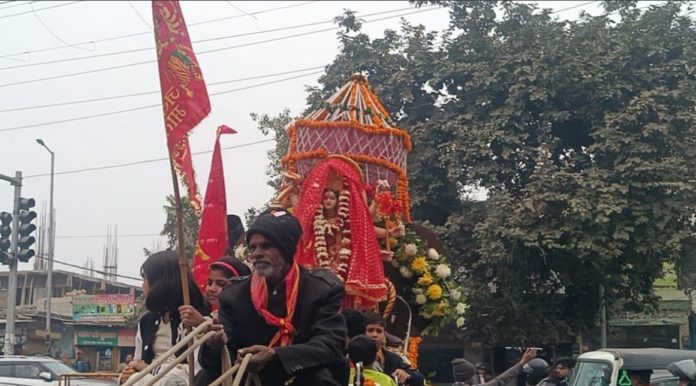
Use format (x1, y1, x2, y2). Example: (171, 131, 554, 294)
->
(0, 1, 653, 287)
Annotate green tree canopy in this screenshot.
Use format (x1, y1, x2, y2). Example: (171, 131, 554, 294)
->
(161, 194, 200, 262)
(255, 1, 696, 344)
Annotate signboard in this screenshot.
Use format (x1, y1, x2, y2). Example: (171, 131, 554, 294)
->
(610, 297, 690, 327)
(76, 328, 118, 346)
(72, 294, 135, 322)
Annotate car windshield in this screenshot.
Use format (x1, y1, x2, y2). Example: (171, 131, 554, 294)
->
(572, 361, 613, 386)
(41, 361, 76, 376)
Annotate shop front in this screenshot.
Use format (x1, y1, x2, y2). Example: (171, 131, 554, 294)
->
(75, 327, 135, 371)
(607, 289, 690, 349)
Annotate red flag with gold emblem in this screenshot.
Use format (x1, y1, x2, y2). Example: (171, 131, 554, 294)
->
(192, 125, 237, 293)
(152, 0, 210, 211)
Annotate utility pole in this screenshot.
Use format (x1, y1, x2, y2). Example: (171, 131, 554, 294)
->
(600, 284, 607, 348)
(1, 171, 21, 356)
(37, 139, 55, 353)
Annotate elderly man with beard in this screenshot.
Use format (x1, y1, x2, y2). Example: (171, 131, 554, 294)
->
(198, 211, 348, 386)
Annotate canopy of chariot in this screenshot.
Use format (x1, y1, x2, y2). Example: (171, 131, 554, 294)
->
(267, 74, 465, 345)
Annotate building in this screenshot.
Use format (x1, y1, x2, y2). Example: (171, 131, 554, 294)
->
(0, 269, 142, 371)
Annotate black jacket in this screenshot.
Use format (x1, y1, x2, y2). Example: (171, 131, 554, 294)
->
(381, 349, 425, 386)
(136, 312, 187, 365)
(136, 308, 208, 367)
(200, 267, 348, 386)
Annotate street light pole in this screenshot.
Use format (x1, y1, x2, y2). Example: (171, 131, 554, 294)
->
(36, 139, 55, 354)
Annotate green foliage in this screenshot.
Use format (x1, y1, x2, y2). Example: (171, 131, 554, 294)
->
(161, 195, 200, 262)
(250, 109, 294, 191)
(255, 2, 696, 344)
(391, 230, 466, 335)
(244, 206, 261, 228)
(428, 0, 696, 344)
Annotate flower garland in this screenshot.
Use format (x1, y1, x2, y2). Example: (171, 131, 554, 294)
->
(392, 230, 467, 335)
(281, 148, 327, 168)
(291, 119, 412, 151)
(407, 336, 423, 369)
(312, 186, 352, 278)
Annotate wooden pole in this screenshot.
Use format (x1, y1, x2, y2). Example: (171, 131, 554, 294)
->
(167, 159, 195, 385)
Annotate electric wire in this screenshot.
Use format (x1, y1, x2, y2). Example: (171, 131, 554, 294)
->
(32, 253, 143, 281)
(0, 70, 323, 133)
(0, 7, 439, 87)
(56, 233, 160, 239)
(552, 0, 599, 13)
(225, 1, 258, 20)
(23, 138, 275, 178)
(0, 1, 623, 133)
(127, 1, 152, 29)
(18, 81, 510, 180)
(0, 65, 326, 112)
(0, 1, 36, 11)
(0, 1, 319, 59)
(0, 1, 80, 20)
(0, 5, 423, 71)
(29, 1, 94, 52)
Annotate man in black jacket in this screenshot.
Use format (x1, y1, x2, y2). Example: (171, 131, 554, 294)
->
(199, 211, 348, 386)
(364, 312, 424, 386)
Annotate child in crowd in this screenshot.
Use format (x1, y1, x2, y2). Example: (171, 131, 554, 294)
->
(349, 335, 397, 386)
(120, 251, 208, 386)
(179, 257, 251, 326)
(364, 312, 424, 386)
(181, 256, 250, 386)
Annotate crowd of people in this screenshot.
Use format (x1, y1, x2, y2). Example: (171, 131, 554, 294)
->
(117, 210, 581, 386)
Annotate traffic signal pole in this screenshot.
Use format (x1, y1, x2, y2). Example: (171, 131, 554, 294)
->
(0, 171, 21, 356)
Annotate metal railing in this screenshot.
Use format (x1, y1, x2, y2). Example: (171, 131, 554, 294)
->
(121, 320, 261, 386)
(58, 372, 120, 386)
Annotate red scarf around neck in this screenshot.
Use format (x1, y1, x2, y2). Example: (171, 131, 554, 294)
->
(250, 262, 301, 347)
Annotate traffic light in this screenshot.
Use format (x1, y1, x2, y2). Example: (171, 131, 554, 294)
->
(16, 198, 36, 263)
(0, 211, 10, 265)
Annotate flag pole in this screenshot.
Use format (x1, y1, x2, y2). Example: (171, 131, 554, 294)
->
(152, 1, 211, 380)
(169, 162, 191, 306)
(167, 159, 194, 385)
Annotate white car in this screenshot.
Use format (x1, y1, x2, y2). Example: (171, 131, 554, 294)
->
(0, 356, 117, 386)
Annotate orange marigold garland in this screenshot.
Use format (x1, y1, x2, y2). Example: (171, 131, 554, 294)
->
(281, 149, 327, 167)
(292, 119, 412, 150)
(407, 336, 423, 368)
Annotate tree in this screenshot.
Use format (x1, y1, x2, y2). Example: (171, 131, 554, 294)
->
(161, 195, 200, 262)
(253, 1, 696, 344)
(250, 109, 294, 191)
(420, 0, 696, 344)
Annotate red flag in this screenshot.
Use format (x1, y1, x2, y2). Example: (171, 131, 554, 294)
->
(152, 0, 211, 211)
(192, 125, 237, 293)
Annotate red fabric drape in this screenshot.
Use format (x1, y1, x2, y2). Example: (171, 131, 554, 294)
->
(294, 158, 386, 309)
(192, 126, 236, 294)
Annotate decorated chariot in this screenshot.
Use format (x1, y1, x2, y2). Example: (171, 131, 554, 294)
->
(269, 74, 466, 367)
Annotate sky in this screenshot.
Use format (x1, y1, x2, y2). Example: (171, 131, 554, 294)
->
(0, 1, 660, 287)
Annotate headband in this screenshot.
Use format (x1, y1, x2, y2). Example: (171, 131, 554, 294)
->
(210, 261, 240, 277)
